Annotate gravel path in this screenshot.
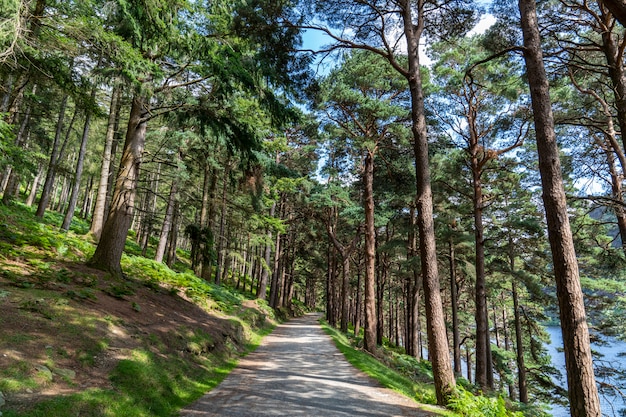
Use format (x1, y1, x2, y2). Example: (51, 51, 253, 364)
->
(179, 313, 437, 417)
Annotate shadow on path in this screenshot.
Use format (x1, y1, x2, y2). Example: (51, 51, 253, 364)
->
(179, 313, 438, 417)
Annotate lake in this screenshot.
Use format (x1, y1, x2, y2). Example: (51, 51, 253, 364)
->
(545, 326, 626, 417)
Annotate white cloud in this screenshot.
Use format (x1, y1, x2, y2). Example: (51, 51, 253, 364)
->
(467, 14, 497, 36)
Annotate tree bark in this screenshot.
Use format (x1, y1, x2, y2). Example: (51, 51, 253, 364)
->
(36, 96, 74, 218)
(166, 200, 179, 267)
(88, 95, 148, 276)
(472, 151, 492, 390)
(90, 84, 121, 240)
(401, 0, 455, 404)
(214, 161, 231, 285)
(155, 174, 179, 263)
(270, 197, 284, 307)
(25, 163, 44, 206)
(600, 0, 626, 27)
(3, 84, 36, 204)
(258, 201, 275, 300)
(354, 263, 362, 337)
(518, 1, 601, 415)
(363, 150, 377, 354)
(449, 236, 462, 376)
(61, 87, 96, 231)
(512, 280, 528, 403)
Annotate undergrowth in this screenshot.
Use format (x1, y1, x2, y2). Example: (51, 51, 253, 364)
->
(0, 202, 280, 417)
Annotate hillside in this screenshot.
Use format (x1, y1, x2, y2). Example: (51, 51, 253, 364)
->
(0, 202, 282, 417)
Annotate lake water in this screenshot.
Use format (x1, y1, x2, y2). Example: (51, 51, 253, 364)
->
(545, 326, 626, 417)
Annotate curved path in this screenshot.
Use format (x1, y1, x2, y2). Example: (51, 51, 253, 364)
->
(180, 313, 436, 417)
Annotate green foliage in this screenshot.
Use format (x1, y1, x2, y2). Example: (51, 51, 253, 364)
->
(0, 114, 17, 169)
(447, 388, 523, 417)
(121, 254, 245, 312)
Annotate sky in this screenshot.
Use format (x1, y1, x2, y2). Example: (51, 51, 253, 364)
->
(301, 10, 497, 75)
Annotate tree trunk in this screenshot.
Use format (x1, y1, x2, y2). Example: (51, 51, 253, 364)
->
(472, 147, 492, 390)
(36, 97, 74, 218)
(258, 201, 275, 300)
(61, 87, 96, 231)
(166, 201, 179, 267)
(215, 161, 231, 285)
(25, 163, 44, 206)
(327, 245, 338, 326)
(449, 236, 462, 376)
(354, 264, 362, 337)
(512, 280, 528, 403)
(3, 84, 36, 204)
(401, 0, 455, 404)
(603, 138, 626, 251)
(90, 84, 121, 240)
(518, 1, 601, 415)
(88, 95, 148, 276)
(195, 160, 211, 273)
(200, 162, 217, 280)
(409, 205, 421, 359)
(155, 175, 178, 263)
(269, 197, 283, 307)
(363, 150, 377, 354)
(376, 245, 386, 346)
(600, 9, 626, 155)
(80, 175, 94, 218)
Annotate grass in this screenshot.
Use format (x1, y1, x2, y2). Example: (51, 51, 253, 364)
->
(320, 321, 452, 415)
(0, 202, 281, 417)
(321, 322, 542, 417)
(1, 323, 276, 417)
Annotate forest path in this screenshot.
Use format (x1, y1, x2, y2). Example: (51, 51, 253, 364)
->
(179, 312, 437, 417)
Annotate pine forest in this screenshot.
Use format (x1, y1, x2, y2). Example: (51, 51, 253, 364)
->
(1, 0, 626, 416)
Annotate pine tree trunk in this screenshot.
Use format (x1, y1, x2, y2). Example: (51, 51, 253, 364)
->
(376, 247, 385, 346)
(450, 237, 462, 375)
(36, 97, 73, 218)
(25, 164, 44, 206)
(215, 162, 230, 285)
(363, 150, 377, 354)
(3, 84, 36, 204)
(326, 245, 336, 325)
(88, 96, 148, 276)
(200, 162, 217, 280)
(518, 1, 601, 415)
(604, 144, 626, 252)
(354, 265, 362, 337)
(258, 201, 275, 300)
(166, 201, 179, 267)
(472, 152, 492, 390)
(401, 0, 455, 404)
(61, 88, 96, 231)
(600, 13, 626, 156)
(269, 200, 283, 307)
(80, 175, 94, 218)
(512, 281, 528, 403)
(155, 177, 178, 263)
(90, 84, 121, 240)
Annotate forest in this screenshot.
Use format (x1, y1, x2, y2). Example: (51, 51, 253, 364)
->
(1, 0, 626, 416)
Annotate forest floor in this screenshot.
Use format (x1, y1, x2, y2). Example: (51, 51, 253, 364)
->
(180, 313, 439, 417)
(0, 256, 277, 416)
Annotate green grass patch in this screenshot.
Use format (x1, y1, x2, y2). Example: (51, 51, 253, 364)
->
(3, 323, 274, 417)
(0, 201, 288, 417)
(320, 322, 536, 417)
(320, 321, 443, 409)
